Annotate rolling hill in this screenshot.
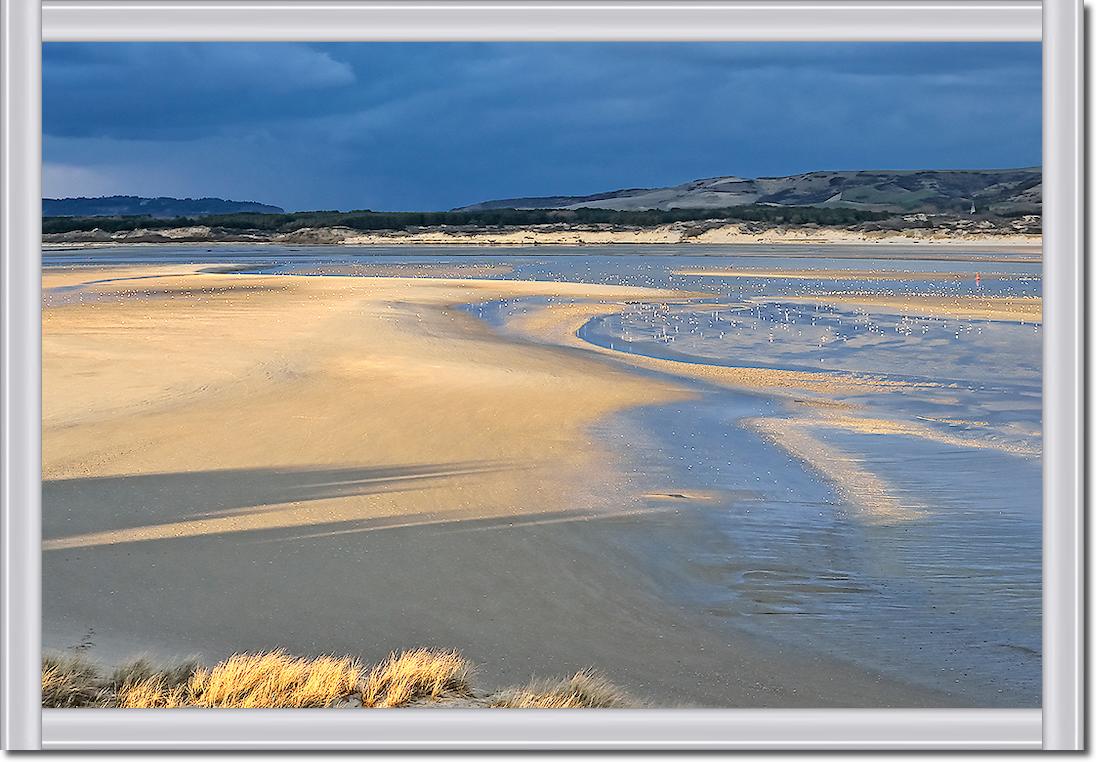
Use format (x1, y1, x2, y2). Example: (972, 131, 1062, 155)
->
(43, 195, 285, 218)
(456, 168, 1041, 216)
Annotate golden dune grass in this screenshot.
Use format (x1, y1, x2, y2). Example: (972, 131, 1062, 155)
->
(488, 670, 636, 708)
(43, 649, 635, 709)
(47, 651, 364, 709)
(112, 651, 363, 708)
(114, 677, 192, 709)
(360, 649, 473, 707)
(110, 658, 203, 708)
(188, 651, 363, 708)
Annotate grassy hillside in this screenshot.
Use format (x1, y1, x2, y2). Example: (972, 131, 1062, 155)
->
(43, 195, 285, 219)
(457, 168, 1042, 215)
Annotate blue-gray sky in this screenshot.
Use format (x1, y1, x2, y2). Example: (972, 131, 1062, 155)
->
(43, 42, 1041, 211)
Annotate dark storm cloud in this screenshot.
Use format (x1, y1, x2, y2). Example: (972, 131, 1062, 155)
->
(42, 42, 1042, 211)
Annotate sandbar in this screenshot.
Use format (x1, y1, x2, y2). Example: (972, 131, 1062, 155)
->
(772, 294, 1042, 323)
(674, 268, 1035, 282)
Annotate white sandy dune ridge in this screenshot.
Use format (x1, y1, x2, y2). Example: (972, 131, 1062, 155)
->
(42, 221, 1043, 248)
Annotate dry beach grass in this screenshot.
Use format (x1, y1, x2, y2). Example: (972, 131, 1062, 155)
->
(42, 649, 636, 709)
(488, 671, 635, 708)
(360, 648, 473, 707)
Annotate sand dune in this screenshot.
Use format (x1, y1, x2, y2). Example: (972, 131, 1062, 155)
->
(336, 224, 1040, 248)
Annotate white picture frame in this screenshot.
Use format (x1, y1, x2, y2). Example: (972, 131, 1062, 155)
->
(1, 0, 1083, 750)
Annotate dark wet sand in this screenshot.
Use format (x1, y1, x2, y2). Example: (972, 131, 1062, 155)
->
(44, 491, 959, 707)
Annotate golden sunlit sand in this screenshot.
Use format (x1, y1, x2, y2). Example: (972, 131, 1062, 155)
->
(774, 293, 1042, 323)
(43, 265, 693, 550)
(674, 267, 1028, 282)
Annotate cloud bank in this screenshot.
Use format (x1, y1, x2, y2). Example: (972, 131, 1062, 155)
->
(43, 42, 1042, 211)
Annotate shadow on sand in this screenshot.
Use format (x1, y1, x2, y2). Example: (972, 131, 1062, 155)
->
(43, 461, 517, 544)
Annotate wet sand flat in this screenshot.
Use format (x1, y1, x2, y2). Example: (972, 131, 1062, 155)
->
(499, 285, 1040, 624)
(42, 264, 955, 707)
(773, 293, 1042, 323)
(674, 268, 1028, 282)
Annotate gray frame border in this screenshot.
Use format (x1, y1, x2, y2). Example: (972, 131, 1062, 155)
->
(1042, 0, 1084, 750)
(40, 0, 1043, 41)
(1, 0, 41, 750)
(0, 0, 1083, 750)
(41, 709, 1043, 750)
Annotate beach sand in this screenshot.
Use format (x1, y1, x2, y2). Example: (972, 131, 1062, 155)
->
(674, 268, 1032, 282)
(42, 264, 958, 707)
(44, 267, 695, 543)
(773, 294, 1042, 323)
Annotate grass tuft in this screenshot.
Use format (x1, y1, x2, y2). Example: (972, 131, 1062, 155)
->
(111, 658, 204, 708)
(360, 649, 473, 707)
(109, 657, 202, 690)
(488, 670, 636, 708)
(42, 648, 637, 708)
(185, 651, 363, 708)
(114, 676, 192, 709)
(42, 655, 106, 708)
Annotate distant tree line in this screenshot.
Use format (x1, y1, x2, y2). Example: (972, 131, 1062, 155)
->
(42, 205, 894, 235)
